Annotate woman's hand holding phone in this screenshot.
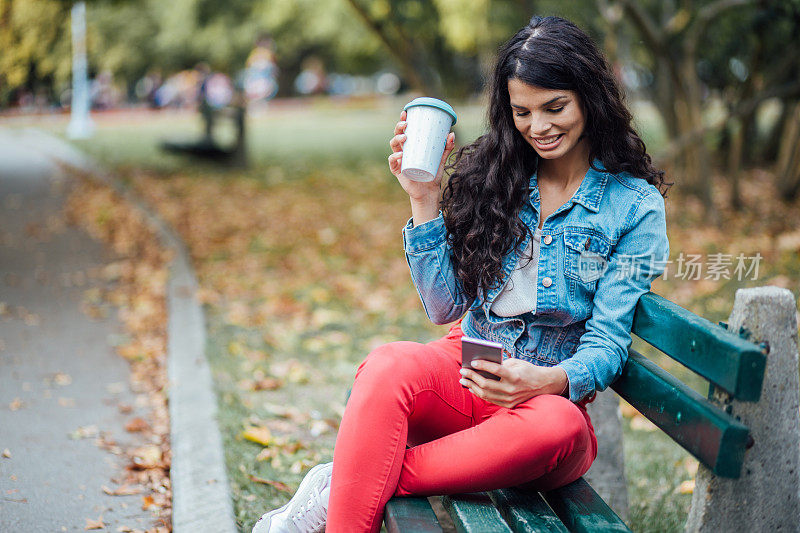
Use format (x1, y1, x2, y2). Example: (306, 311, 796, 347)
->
(459, 359, 569, 409)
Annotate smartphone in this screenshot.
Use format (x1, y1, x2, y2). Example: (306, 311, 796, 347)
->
(461, 336, 503, 381)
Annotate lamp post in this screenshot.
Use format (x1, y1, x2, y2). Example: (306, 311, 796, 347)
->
(67, 1, 94, 139)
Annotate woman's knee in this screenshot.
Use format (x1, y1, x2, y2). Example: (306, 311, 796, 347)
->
(355, 341, 428, 384)
(514, 395, 590, 451)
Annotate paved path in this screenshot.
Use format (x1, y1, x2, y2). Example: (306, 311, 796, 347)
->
(0, 129, 157, 531)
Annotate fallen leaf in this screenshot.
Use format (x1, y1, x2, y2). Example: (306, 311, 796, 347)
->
(141, 495, 157, 510)
(265, 419, 299, 433)
(85, 517, 105, 530)
(238, 377, 283, 391)
(682, 458, 699, 476)
(102, 484, 143, 496)
(129, 445, 162, 469)
(70, 425, 99, 439)
(9, 398, 23, 411)
(255, 448, 278, 462)
(228, 340, 245, 356)
(124, 418, 149, 433)
(58, 397, 76, 408)
(309, 420, 331, 437)
(629, 414, 658, 432)
(290, 459, 317, 474)
(619, 401, 638, 419)
(247, 474, 292, 492)
(262, 403, 310, 424)
(2, 449, 10, 458)
(23, 312, 40, 326)
(270, 359, 311, 384)
(677, 479, 695, 494)
(54, 373, 72, 386)
(242, 426, 272, 446)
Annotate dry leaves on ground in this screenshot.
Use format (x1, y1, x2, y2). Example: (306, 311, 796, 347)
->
(129, 171, 420, 339)
(246, 474, 293, 493)
(85, 517, 106, 530)
(65, 173, 172, 530)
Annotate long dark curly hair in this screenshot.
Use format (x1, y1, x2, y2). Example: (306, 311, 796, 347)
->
(442, 15, 669, 301)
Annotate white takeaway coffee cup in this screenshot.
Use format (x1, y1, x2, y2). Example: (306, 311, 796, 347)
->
(401, 97, 458, 182)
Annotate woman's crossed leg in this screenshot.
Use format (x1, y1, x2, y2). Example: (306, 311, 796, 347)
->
(327, 328, 596, 532)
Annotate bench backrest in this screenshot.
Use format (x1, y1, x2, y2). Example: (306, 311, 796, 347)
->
(612, 292, 767, 478)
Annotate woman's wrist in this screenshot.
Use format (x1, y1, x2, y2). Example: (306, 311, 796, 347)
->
(549, 367, 569, 396)
(409, 195, 440, 226)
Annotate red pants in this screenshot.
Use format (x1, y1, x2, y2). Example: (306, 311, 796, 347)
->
(327, 325, 597, 532)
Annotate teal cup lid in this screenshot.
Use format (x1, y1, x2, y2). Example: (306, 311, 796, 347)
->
(403, 97, 457, 125)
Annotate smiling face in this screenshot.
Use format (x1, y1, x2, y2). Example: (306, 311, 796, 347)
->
(507, 78, 587, 162)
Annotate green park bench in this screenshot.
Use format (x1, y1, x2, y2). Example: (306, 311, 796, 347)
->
(161, 97, 247, 166)
(378, 291, 775, 532)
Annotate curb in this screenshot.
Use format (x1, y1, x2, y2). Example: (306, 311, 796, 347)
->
(21, 129, 238, 533)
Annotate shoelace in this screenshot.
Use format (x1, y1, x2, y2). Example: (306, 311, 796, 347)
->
(290, 485, 327, 531)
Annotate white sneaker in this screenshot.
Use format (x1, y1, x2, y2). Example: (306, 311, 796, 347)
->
(252, 462, 333, 533)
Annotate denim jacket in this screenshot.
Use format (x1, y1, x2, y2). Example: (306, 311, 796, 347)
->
(402, 162, 669, 403)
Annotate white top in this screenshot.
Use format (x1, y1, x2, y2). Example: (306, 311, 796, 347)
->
(491, 227, 542, 317)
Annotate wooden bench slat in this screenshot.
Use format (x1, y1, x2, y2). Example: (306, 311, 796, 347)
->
(384, 497, 444, 533)
(441, 493, 513, 533)
(541, 478, 631, 533)
(632, 292, 766, 401)
(612, 349, 751, 478)
(488, 488, 569, 532)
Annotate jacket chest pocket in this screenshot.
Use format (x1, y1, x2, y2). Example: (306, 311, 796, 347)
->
(562, 228, 612, 307)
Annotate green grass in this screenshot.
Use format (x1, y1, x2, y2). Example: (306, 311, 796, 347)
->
(26, 98, 487, 175)
(624, 421, 694, 533)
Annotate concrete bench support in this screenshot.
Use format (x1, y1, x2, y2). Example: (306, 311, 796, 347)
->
(584, 389, 628, 521)
(686, 286, 800, 532)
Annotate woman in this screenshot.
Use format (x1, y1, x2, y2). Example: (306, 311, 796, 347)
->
(254, 15, 669, 533)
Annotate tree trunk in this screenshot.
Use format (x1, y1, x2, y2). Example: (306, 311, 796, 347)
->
(674, 95, 714, 209)
(676, 52, 715, 219)
(654, 59, 680, 138)
(739, 15, 767, 166)
(763, 100, 793, 163)
(727, 118, 744, 210)
(776, 101, 800, 200)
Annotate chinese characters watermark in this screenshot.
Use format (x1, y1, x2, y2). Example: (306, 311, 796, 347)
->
(609, 252, 763, 281)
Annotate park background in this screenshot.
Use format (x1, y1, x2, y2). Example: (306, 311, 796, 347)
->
(2, 0, 800, 531)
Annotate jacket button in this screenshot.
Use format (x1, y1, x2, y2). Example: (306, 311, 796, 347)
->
(543, 234, 552, 245)
(542, 277, 553, 287)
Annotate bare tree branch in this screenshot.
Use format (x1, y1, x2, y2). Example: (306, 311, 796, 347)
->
(697, 0, 755, 26)
(618, 0, 664, 56)
(686, 0, 755, 57)
(656, 79, 800, 164)
(618, 0, 687, 94)
(343, 0, 431, 93)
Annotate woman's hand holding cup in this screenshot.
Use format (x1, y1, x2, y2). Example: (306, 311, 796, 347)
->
(389, 110, 456, 196)
(389, 109, 456, 225)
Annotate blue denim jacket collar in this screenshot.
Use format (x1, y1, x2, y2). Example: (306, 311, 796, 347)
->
(528, 159, 608, 215)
